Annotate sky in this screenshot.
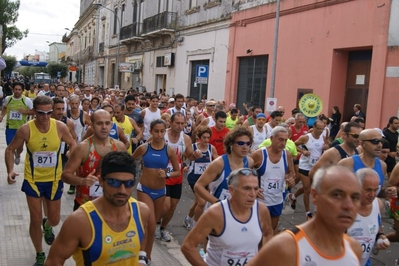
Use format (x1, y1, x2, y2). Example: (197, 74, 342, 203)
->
(4, 0, 80, 60)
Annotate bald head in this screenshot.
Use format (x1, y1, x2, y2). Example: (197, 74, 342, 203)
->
(359, 129, 381, 141)
(91, 109, 112, 123)
(313, 165, 361, 193)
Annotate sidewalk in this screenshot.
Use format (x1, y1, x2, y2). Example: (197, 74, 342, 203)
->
(0, 122, 189, 266)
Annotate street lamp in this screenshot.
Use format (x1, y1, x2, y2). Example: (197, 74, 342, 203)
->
(46, 41, 59, 63)
(65, 28, 81, 83)
(93, 2, 121, 87)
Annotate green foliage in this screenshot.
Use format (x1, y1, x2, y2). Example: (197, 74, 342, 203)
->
(18, 66, 47, 78)
(46, 63, 68, 78)
(1, 54, 17, 76)
(0, 0, 29, 53)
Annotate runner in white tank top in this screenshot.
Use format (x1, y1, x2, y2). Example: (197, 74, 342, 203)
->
(143, 107, 161, 141)
(207, 116, 216, 127)
(298, 133, 324, 171)
(205, 200, 263, 265)
(250, 124, 267, 151)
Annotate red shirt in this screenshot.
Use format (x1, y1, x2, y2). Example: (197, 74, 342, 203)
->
(290, 125, 308, 160)
(210, 126, 230, 155)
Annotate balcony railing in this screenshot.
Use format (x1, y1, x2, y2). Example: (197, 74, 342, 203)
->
(99, 42, 104, 53)
(120, 22, 142, 40)
(142, 11, 177, 34)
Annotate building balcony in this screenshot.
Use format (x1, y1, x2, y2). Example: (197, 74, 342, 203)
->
(120, 22, 143, 41)
(142, 11, 177, 36)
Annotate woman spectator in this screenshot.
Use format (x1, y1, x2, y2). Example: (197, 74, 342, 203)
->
(329, 106, 341, 140)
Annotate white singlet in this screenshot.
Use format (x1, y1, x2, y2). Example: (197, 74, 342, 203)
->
(347, 199, 380, 266)
(287, 226, 360, 266)
(205, 200, 262, 266)
(298, 133, 324, 171)
(257, 148, 288, 206)
(143, 107, 161, 140)
(250, 125, 267, 151)
(207, 116, 216, 127)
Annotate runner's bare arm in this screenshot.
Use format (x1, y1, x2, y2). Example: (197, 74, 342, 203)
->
(45, 210, 91, 266)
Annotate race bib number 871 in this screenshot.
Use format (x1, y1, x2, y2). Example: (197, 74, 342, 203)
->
(33, 152, 57, 168)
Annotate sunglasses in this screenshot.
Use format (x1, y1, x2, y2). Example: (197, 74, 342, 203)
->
(363, 138, 384, 145)
(103, 177, 136, 188)
(36, 109, 53, 116)
(235, 141, 252, 147)
(347, 132, 359, 139)
(207, 105, 215, 107)
(237, 168, 258, 176)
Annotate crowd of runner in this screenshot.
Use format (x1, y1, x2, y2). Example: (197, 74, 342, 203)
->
(2, 80, 399, 266)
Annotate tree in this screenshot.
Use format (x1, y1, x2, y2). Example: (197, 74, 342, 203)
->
(46, 63, 68, 78)
(1, 54, 16, 77)
(0, 0, 28, 53)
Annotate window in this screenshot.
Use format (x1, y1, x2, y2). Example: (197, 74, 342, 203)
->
(113, 8, 118, 34)
(121, 4, 125, 25)
(156, 56, 165, 67)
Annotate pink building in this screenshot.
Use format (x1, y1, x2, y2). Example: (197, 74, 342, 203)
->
(225, 0, 399, 127)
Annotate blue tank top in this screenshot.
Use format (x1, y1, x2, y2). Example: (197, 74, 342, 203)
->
(211, 154, 249, 200)
(142, 143, 169, 169)
(187, 143, 213, 184)
(109, 122, 119, 139)
(353, 155, 384, 190)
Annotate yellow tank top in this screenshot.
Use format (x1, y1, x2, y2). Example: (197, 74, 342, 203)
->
(113, 115, 134, 154)
(24, 119, 62, 182)
(27, 90, 36, 99)
(73, 198, 144, 266)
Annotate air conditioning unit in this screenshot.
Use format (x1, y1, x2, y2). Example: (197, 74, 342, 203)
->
(135, 61, 142, 70)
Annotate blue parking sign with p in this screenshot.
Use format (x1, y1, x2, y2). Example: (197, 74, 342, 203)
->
(196, 65, 208, 84)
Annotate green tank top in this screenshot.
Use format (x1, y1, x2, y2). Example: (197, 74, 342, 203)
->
(226, 116, 238, 130)
(6, 96, 28, 129)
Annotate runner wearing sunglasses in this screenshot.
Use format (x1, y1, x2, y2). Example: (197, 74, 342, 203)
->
(308, 122, 362, 180)
(5, 96, 77, 266)
(182, 168, 273, 265)
(46, 151, 151, 266)
(339, 128, 397, 199)
(195, 126, 254, 205)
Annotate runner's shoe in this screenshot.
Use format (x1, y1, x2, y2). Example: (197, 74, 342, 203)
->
(33, 252, 45, 266)
(154, 224, 161, 239)
(184, 216, 193, 231)
(161, 229, 172, 242)
(288, 193, 296, 210)
(67, 185, 75, 195)
(42, 218, 55, 245)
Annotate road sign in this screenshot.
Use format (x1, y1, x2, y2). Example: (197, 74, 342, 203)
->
(195, 65, 208, 84)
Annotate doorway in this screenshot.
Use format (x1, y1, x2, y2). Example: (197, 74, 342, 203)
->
(343, 50, 372, 122)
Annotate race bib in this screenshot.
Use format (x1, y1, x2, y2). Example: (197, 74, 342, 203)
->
(33, 151, 57, 168)
(266, 180, 282, 194)
(9, 111, 22, 120)
(166, 162, 181, 173)
(89, 181, 103, 198)
(309, 156, 319, 166)
(194, 162, 209, 175)
(219, 189, 231, 200)
(221, 249, 255, 266)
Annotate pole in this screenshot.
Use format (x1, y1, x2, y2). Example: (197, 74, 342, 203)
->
(199, 83, 202, 101)
(269, 0, 281, 98)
